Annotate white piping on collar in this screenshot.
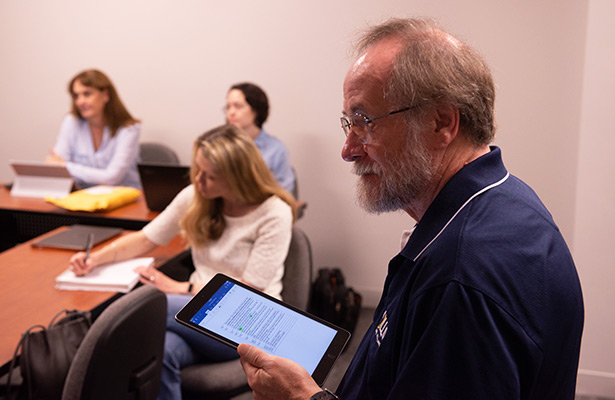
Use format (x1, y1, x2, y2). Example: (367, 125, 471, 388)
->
(412, 172, 510, 262)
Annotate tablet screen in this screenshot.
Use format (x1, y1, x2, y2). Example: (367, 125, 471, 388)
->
(176, 274, 350, 385)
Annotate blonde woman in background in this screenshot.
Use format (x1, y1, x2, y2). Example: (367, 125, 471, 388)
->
(69, 124, 296, 399)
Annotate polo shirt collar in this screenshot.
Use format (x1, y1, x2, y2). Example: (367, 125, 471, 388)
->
(400, 146, 508, 261)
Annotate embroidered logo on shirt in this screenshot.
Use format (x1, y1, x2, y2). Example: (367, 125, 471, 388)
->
(375, 310, 389, 347)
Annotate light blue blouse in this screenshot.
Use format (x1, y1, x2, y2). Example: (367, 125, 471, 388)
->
(53, 114, 142, 189)
(254, 129, 296, 195)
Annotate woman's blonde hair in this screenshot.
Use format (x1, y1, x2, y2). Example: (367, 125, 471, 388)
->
(179, 124, 296, 246)
(68, 69, 139, 137)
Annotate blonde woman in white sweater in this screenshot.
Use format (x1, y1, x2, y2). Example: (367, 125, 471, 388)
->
(69, 124, 296, 399)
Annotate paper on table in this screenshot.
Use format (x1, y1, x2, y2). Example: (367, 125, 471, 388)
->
(55, 257, 154, 293)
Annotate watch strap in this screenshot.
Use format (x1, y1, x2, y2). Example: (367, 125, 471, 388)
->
(310, 388, 339, 400)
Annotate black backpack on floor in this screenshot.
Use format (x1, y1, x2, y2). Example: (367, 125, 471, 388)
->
(308, 267, 362, 336)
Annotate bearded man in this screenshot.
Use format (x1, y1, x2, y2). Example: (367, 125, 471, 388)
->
(237, 17, 584, 400)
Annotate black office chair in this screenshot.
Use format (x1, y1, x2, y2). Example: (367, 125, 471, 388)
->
(180, 226, 313, 400)
(139, 142, 180, 165)
(61, 286, 167, 400)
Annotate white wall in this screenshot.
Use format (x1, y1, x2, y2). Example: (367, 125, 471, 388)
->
(0, 0, 586, 303)
(574, 0, 615, 396)
(2, 0, 612, 393)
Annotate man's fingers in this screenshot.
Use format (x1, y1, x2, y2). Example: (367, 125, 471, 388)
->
(239, 354, 256, 379)
(238, 344, 267, 390)
(238, 343, 266, 367)
(237, 343, 250, 357)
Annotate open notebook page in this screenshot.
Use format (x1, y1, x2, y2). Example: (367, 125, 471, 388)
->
(55, 257, 154, 293)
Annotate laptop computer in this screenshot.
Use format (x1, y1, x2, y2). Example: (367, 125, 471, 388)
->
(138, 163, 191, 211)
(9, 160, 74, 198)
(32, 224, 122, 250)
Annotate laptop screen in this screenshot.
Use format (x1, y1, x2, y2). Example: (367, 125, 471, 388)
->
(138, 163, 191, 211)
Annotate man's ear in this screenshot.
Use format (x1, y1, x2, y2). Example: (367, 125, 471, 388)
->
(431, 105, 460, 147)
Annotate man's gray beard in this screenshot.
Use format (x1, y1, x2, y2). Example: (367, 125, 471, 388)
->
(353, 133, 433, 214)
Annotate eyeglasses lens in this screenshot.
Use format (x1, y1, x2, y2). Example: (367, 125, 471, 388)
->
(341, 115, 370, 137)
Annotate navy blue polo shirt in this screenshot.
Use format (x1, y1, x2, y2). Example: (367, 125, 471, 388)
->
(336, 147, 583, 399)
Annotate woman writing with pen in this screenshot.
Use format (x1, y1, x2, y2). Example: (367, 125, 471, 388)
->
(82, 233, 94, 264)
(68, 124, 296, 400)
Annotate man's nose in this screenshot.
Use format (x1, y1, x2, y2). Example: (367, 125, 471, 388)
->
(341, 132, 367, 162)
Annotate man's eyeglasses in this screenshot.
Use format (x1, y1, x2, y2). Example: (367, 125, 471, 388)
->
(340, 106, 417, 143)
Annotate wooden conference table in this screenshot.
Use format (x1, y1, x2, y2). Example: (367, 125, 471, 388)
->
(0, 186, 158, 250)
(0, 227, 187, 364)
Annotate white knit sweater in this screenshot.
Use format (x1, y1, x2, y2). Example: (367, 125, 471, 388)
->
(143, 185, 293, 298)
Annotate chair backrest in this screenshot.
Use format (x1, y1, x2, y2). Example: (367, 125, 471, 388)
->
(280, 226, 312, 310)
(180, 227, 313, 399)
(291, 167, 299, 200)
(139, 142, 180, 165)
(61, 286, 167, 400)
(291, 167, 307, 220)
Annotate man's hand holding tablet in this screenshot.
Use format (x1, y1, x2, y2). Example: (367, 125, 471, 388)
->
(237, 343, 325, 400)
(174, 273, 350, 386)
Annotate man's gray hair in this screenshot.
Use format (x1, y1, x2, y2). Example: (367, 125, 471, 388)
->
(355, 18, 496, 146)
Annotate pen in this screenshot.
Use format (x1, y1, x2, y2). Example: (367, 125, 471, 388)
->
(84, 233, 94, 263)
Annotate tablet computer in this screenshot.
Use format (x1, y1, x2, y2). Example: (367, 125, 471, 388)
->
(9, 160, 74, 198)
(32, 224, 122, 250)
(175, 273, 351, 386)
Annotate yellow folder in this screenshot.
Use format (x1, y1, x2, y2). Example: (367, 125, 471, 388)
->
(46, 185, 140, 212)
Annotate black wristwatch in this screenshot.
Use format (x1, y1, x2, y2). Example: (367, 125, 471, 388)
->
(310, 388, 339, 400)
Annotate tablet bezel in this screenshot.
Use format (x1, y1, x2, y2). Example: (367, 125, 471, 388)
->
(175, 273, 351, 386)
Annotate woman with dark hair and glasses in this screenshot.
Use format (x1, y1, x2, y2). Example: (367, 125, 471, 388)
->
(225, 82, 296, 195)
(46, 69, 141, 189)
